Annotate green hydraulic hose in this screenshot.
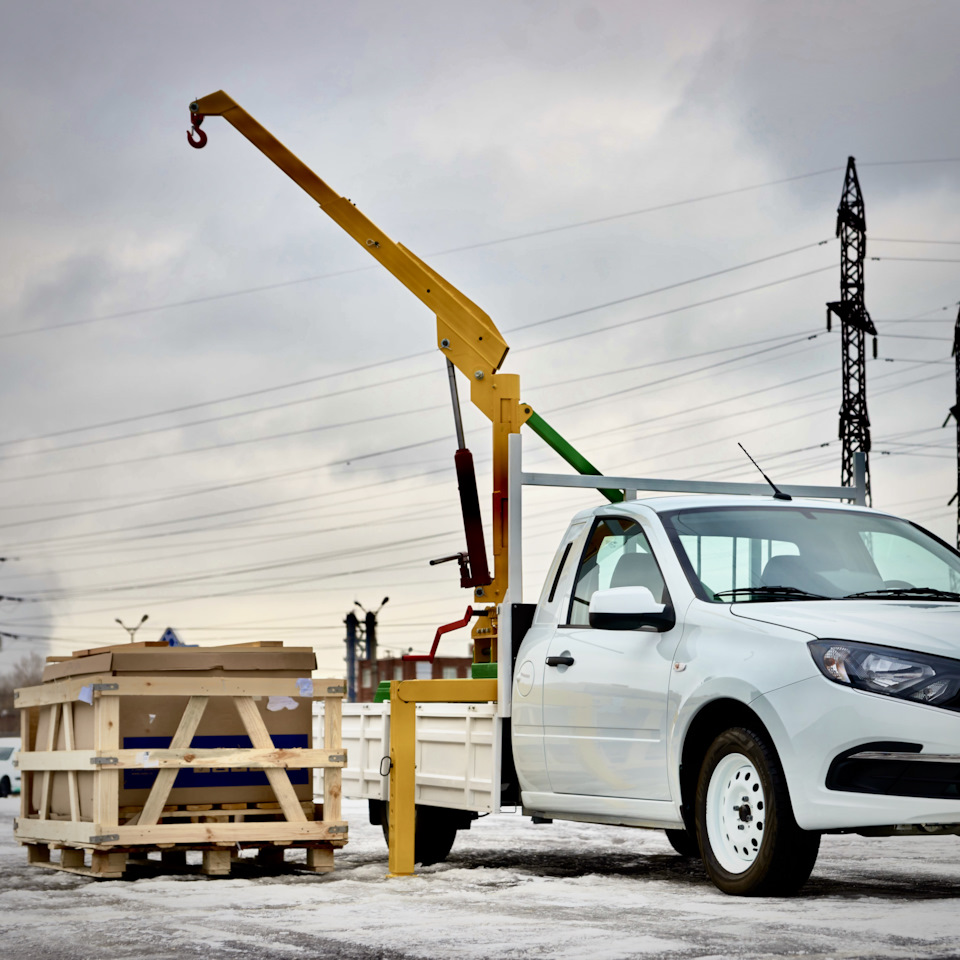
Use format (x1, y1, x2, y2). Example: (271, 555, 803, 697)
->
(524, 411, 623, 503)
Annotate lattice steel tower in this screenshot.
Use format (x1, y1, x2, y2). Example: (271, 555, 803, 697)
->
(826, 157, 877, 505)
(946, 306, 960, 548)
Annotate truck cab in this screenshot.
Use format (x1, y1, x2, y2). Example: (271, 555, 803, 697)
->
(513, 493, 960, 894)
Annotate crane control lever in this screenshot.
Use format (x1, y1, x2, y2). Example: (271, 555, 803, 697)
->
(402, 606, 475, 663)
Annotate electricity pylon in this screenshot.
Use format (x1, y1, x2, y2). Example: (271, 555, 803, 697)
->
(945, 306, 960, 548)
(827, 157, 877, 505)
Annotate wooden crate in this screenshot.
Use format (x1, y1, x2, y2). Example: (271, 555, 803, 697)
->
(14, 673, 347, 878)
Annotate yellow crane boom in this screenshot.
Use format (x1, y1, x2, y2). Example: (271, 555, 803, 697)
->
(189, 90, 533, 659)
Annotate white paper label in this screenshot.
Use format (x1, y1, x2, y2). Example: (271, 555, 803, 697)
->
(267, 695, 298, 712)
(78, 685, 94, 704)
(296, 677, 314, 697)
(135, 750, 159, 768)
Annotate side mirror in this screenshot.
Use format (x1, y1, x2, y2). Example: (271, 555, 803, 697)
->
(588, 586, 675, 632)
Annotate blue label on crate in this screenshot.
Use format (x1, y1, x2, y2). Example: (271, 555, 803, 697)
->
(122, 734, 309, 790)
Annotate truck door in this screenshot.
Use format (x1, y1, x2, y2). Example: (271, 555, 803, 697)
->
(542, 516, 678, 800)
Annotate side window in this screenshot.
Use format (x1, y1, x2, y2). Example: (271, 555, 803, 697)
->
(567, 517, 667, 625)
(536, 521, 587, 617)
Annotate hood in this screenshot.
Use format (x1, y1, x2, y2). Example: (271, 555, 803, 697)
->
(730, 600, 960, 660)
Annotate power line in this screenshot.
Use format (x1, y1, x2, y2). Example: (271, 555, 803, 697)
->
(1, 168, 845, 342)
(872, 238, 960, 245)
(3, 328, 817, 468)
(859, 158, 960, 167)
(871, 256, 960, 263)
(23, 529, 457, 600)
(11, 352, 929, 562)
(505, 239, 833, 335)
(512, 266, 835, 354)
(879, 334, 951, 341)
(0, 241, 833, 453)
(0, 360, 436, 449)
(3, 337, 922, 563)
(0, 265, 837, 485)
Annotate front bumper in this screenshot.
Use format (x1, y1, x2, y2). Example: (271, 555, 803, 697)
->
(755, 676, 960, 831)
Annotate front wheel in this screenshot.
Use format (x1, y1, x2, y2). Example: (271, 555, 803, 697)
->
(0, 777, 9, 798)
(695, 727, 819, 896)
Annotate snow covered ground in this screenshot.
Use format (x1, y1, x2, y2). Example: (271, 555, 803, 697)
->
(3, 796, 960, 959)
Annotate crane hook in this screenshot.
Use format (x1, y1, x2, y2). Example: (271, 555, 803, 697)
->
(187, 111, 207, 149)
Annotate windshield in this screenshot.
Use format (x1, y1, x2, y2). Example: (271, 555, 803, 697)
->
(659, 505, 960, 602)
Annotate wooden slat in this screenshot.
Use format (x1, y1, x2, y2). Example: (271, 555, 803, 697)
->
(233, 697, 306, 824)
(94, 695, 120, 831)
(60, 703, 81, 823)
(138, 696, 208, 827)
(18, 747, 345, 772)
(30, 861, 124, 879)
(38, 705, 59, 820)
(14, 816, 347, 846)
(323, 694, 343, 826)
(15, 677, 103, 709)
(14, 819, 96, 845)
(19, 707, 30, 821)
(15, 675, 345, 708)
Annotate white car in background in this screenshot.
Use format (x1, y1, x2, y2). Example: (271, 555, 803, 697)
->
(0, 738, 21, 796)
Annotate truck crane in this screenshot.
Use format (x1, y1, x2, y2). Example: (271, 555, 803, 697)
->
(187, 96, 960, 897)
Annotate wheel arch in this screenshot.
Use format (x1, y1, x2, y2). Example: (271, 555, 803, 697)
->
(677, 698, 777, 831)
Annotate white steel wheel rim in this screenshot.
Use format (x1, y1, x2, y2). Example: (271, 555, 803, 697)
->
(705, 752, 767, 874)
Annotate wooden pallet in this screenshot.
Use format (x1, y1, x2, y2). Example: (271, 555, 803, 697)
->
(14, 671, 347, 879)
(21, 837, 343, 878)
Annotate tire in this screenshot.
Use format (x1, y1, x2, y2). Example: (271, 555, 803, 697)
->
(381, 804, 460, 866)
(0, 777, 9, 799)
(695, 727, 820, 896)
(664, 829, 700, 858)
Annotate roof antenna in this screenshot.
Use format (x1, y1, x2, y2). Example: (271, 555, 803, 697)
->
(738, 443, 792, 501)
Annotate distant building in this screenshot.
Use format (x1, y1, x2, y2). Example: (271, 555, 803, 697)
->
(355, 655, 473, 702)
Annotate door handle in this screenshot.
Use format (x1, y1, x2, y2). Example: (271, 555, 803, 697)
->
(545, 655, 575, 667)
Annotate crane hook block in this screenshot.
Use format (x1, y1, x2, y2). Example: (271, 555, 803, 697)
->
(187, 111, 207, 149)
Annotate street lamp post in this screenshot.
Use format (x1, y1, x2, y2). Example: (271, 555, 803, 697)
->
(115, 614, 149, 643)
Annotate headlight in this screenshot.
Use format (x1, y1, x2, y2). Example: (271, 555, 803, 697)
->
(808, 639, 960, 708)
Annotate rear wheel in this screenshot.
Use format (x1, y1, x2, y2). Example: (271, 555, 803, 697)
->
(695, 727, 819, 896)
(380, 804, 462, 866)
(664, 829, 700, 858)
(0, 777, 9, 798)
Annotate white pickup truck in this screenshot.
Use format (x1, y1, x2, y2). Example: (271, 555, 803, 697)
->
(328, 444, 960, 897)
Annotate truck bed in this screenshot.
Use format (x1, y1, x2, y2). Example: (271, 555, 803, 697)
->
(314, 701, 500, 814)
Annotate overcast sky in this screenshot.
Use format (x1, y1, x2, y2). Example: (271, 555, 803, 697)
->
(1, 0, 959, 673)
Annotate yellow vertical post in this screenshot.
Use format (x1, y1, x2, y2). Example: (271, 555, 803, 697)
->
(386, 679, 497, 877)
(469, 374, 531, 661)
(387, 685, 416, 877)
